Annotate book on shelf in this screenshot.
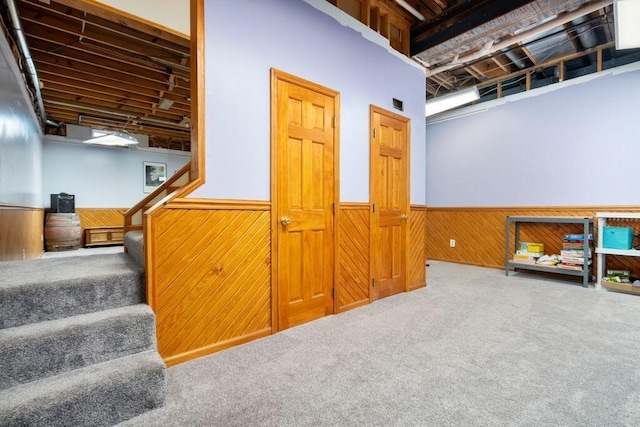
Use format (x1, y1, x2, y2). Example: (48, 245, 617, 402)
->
(564, 233, 593, 241)
(561, 257, 592, 265)
(562, 242, 593, 249)
(520, 242, 544, 253)
(516, 249, 544, 258)
(513, 253, 538, 264)
(561, 249, 592, 258)
(558, 263, 588, 271)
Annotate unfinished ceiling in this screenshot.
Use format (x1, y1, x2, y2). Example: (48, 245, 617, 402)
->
(2, 0, 640, 136)
(332, 0, 640, 105)
(406, 0, 639, 103)
(1, 0, 191, 151)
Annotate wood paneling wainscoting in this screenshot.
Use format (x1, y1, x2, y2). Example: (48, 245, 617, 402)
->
(145, 199, 272, 367)
(337, 203, 370, 312)
(426, 206, 640, 276)
(0, 206, 44, 261)
(409, 205, 427, 291)
(144, 199, 429, 366)
(75, 208, 126, 246)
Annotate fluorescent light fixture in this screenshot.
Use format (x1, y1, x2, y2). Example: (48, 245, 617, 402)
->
(425, 86, 480, 117)
(394, 0, 425, 21)
(84, 130, 139, 146)
(178, 116, 191, 128)
(614, 0, 640, 49)
(158, 98, 175, 110)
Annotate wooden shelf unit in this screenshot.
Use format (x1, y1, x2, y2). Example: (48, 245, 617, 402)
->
(505, 216, 593, 287)
(85, 226, 124, 247)
(595, 212, 640, 293)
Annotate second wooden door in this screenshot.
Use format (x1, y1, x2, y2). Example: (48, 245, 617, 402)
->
(370, 105, 410, 301)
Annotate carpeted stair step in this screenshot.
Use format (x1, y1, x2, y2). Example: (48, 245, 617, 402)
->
(125, 230, 144, 268)
(0, 304, 157, 390)
(0, 350, 165, 427)
(0, 254, 144, 329)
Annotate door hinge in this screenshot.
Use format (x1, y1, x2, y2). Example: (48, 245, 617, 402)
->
(333, 288, 336, 299)
(333, 116, 336, 128)
(333, 203, 336, 215)
(373, 128, 376, 138)
(372, 203, 376, 213)
(372, 278, 375, 287)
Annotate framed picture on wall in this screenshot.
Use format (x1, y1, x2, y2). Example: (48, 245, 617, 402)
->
(143, 162, 167, 193)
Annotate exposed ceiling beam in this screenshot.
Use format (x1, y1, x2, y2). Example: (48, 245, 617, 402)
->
(37, 0, 189, 47)
(410, 0, 538, 56)
(491, 54, 512, 72)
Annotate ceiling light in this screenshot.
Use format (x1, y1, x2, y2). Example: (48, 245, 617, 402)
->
(425, 86, 480, 117)
(158, 98, 175, 110)
(178, 116, 191, 128)
(84, 130, 139, 146)
(614, 0, 640, 49)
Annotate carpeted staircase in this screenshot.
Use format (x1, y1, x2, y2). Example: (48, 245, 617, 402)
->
(124, 231, 144, 268)
(0, 253, 165, 427)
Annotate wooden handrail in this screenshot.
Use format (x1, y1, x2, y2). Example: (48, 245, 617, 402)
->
(123, 162, 191, 235)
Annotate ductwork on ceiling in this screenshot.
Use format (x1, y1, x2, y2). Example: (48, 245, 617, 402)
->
(413, 0, 613, 76)
(3, 0, 59, 127)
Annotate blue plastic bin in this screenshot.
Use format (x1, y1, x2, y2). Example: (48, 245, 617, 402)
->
(602, 226, 634, 250)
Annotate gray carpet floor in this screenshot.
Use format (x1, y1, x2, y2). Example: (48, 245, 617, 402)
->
(120, 261, 640, 426)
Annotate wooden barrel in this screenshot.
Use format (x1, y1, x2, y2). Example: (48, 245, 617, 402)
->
(45, 213, 81, 251)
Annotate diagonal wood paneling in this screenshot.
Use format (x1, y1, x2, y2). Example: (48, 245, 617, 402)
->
(75, 208, 125, 245)
(426, 206, 640, 279)
(409, 205, 427, 290)
(337, 203, 370, 312)
(147, 204, 271, 366)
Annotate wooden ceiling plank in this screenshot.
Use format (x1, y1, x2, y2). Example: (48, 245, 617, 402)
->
(476, 41, 615, 90)
(23, 0, 190, 48)
(47, 108, 190, 140)
(41, 82, 190, 116)
(563, 22, 584, 53)
(61, 115, 189, 137)
(30, 48, 190, 96)
(35, 64, 189, 101)
(17, 4, 189, 63)
(428, 73, 453, 90)
(19, 17, 189, 75)
(517, 43, 538, 65)
(468, 64, 486, 79)
(430, 0, 448, 10)
(42, 91, 188, 124)
(25, 34, 188, 86)
(423, 0, 443, 15)
(490, 54, 512, 73)
(39, 74, 189, 109)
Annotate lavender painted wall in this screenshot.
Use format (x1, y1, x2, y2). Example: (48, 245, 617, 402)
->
(192, 0, 426, 204)
(42, 139, 190, 208)
(0, 31, 42, 208)
(425, 68, 640, 207)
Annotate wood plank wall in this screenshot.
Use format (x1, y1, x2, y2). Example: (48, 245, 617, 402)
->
(337, 203, 370, 312)
(144, 199, 428, 366)
(75, 208, 126, 246)
(146, 200, 272, 367)
(0, 206, 44, 261)
(426, 206, 640, 277)
(409, 205, 427, 290)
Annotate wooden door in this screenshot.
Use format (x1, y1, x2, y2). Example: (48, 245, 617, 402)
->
(370, 105, 410, 301)
(272, 70, 339, 330)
